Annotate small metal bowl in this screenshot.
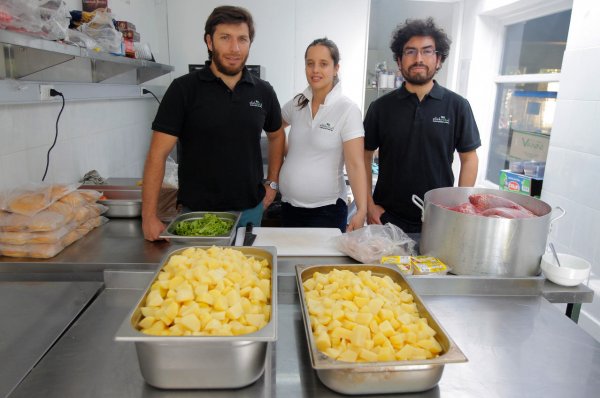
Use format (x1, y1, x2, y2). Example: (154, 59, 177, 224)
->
(159, 211, 241, 245)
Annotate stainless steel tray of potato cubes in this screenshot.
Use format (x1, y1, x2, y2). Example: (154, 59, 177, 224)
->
(115, 246, 277, 389)
(159, 211, 240, 245)
(295, 264, 467, 395)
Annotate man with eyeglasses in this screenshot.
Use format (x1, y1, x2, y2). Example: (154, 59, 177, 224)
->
(363, 18, 480, 233)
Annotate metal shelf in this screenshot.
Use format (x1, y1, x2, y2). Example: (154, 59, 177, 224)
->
(0, 30, 173, 84)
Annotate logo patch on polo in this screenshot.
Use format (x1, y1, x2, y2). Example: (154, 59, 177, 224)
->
(432, 116, 450, 124)
(249, 100, 263, 108)
(319, 122, 335, 132)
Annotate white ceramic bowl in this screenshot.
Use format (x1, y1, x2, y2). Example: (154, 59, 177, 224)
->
(541, 252, 591, 287)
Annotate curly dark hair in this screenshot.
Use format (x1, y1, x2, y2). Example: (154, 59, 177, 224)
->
(204, 6, 255, 60)
(390, 18, 451, 64)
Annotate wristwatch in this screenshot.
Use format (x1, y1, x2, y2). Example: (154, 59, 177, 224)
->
(263, 179, 279, 190)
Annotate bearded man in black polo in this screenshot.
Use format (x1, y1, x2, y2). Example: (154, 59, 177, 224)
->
(142, 6, 284, 241)
(363, 18, 481, 233)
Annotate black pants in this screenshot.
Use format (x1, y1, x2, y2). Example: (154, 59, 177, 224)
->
(380, 211, 422, 233)
(281, 198, 348, 232)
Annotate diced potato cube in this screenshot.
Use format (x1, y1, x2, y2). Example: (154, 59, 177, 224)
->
(180, 314, 201, 332)
(355, 312, 373, 325)
(316, 332, 331, 352)
(204, 318, 222, 331)
(338, 349, 358, 362)
(377, 347, 396, 361)
(389, 333, 406, 348)
(359, 348, 378, 362)
(146, 290, 163, 307)
(379, 320, 395, 337)
(138, 316, 155, 329)
(417, 338, 442, 354)
(213, 295, 228, 311)
(351, 324, 371, 347)
(331, 327, 353, 341)
(227, 302, 244, 320)
(367, 298, 384, 315)
(245, 313, 266, 329)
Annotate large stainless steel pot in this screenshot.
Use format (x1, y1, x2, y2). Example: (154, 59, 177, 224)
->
(412, 187, 565, 277)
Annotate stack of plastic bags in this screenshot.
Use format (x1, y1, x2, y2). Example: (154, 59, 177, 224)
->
(0, 183, 108, 258)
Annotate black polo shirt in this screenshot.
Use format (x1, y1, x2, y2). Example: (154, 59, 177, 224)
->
(152, 63, 282, 211)
(364, 81, 480, 229)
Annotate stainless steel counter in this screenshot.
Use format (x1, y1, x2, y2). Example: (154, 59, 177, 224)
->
(0, 220, 593, 312)
(0, 281, 102, 397)
(8, 271, 600, 398)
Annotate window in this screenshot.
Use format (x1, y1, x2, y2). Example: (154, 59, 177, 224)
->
(485, 10, 571, 183)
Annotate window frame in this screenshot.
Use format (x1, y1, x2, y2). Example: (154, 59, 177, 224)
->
(481, 1, 571, 187)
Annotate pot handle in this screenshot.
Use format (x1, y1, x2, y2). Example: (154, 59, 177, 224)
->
(412, 195, 425, 221)
(549, 206, 566, 229)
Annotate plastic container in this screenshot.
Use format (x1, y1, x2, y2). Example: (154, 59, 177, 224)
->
(510, 91, 557, 133)
(523, 161, 546, 178)
(509, 161, 525, 174)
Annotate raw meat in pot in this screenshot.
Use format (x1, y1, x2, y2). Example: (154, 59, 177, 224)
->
(481, 207, 535, 219)
(469, 194, 522, 211)
(448, 202, 479, 215)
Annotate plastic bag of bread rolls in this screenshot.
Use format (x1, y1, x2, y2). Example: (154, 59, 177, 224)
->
(0, 210, 70, 232)
(77, 189, 103, 203)
(0, 216, 108, 258)
(0, 183, 80, 216)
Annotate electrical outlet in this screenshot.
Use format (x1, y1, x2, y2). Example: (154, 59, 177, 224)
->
(140, 86, 146, 96)
(40, 84, 54, 100)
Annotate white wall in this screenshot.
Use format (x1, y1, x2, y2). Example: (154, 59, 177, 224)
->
(541, 0, 600, 341)
(166, 0, 370, 112)
(367, 0, 459, 89)
(0, 0, 169, 190)
(0, 99, 157, 186)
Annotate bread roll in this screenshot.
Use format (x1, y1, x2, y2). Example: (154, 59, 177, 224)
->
(59, 191, 86, 207)
(78, 189, 103, 203)
(8, 191, 48, 216)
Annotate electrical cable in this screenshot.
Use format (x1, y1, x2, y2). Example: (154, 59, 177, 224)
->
(42, 89, 65, 182)
(142, 88, 161, 104)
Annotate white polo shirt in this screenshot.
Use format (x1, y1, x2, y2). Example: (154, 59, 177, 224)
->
(279, 83, 364, 208)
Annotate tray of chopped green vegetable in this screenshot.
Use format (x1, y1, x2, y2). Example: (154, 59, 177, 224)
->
(159, 211, 241, 244)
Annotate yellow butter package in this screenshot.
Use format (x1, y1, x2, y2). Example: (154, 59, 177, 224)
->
(381, 255, 413, 275)
(411, 256, 448, 275)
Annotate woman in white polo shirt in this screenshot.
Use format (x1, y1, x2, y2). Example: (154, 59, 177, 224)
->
(277, 38, 368, 232)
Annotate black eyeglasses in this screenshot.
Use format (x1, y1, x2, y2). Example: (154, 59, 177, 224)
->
(402, 48, 438, 58)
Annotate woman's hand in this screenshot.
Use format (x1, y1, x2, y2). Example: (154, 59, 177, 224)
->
(346, 212, 366, 232)
(262, 184, 277, 209)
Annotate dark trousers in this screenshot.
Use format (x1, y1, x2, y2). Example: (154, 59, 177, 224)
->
(281, 198, 348, 232)
(380, 211, 422, 233)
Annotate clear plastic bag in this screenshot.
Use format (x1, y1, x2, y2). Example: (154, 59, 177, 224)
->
(0, 210, 68, 232)
(0, 0, 70, 40)
(0, 182, 80, 217)
(65, 28, 98, 50)
(334, 223, 417, 264)
(80, 10, 122, 54)
(163, 156, 179, 188)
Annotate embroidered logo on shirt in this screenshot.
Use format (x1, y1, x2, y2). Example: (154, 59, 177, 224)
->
(432, 116, 450, 124)
(249, 100, 263, 108)
(319, 122, 335, 132)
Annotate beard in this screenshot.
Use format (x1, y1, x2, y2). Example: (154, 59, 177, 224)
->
(211, 47, 248, 76)
(401, 63, 437, 85)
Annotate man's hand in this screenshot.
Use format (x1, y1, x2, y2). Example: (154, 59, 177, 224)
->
(262, 185, 277, 209)
(367, 203, 385, 225)
(142, 215, 167, 241)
